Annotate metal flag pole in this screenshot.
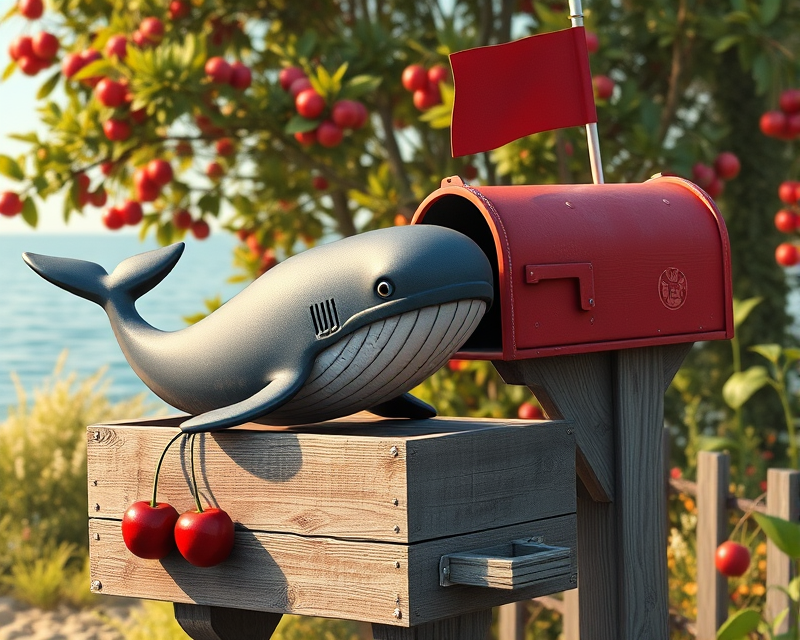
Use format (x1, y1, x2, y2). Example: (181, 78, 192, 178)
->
(568, 0, 605, 184)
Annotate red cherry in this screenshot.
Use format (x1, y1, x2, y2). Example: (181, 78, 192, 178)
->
(715, 541, 751, 577)
(100, 162, 115, 176)
(462, 163, 478, 181)
(401, 64, 428, 92)
(134, 170, 161, 203)
(229, 62, 252, 90)
(517, 401, 544, 420)
(191, 218, 210, 239)
(775, 210, 797, 233)
(779, 89, 800, 115)
(705, 177, 724, 199)
(120, 200, 144, 225)
(61, 52, 85, 78)
(145, 159, 174, 187)
(168, 0, 190, 20)
(289, 77, 313, 98)
(779, 181, 800, 205)
(351, 101, 368, 129)
(103, 118, 131, 142)
(317, 120, 343, 148)
(17, 0, 44, 20)
(312, 175, 328, 190)
(427, 64, 449, 86)
(294, 129, 316, 146)
(413, 85, 441, 110)
(295, 89, 325, 119)
(95, 78, 127, 108)
(714, 152, 740, 180)
(174, 508, 234, 567)
(331, 100, 363, 130)
(131, 108, 147, 125)
(206, 161, 224, 180)
(104, 35, 128, 60)
(215, 138, 235, 156)
(0, 192, 23, 217)
(279, 66, 306, 92)
(787, 113, 800, 139)
(89, 188, 107, 208)
(31, 32, 58, 60)
(585, 30, 599, 54)
(447, 359, 468, 371)
(205, 57, 232, 84)
(760, 110, 788, 138)
(102, 206, 125, 230)
(175, 140, 193, 157)
(776, 243, 800, 267)
(246, 233, 264, 255)
(78, 49, 102, 86)
(121, 501, 180, 559)
(75, 172, 90, 193)
(9, 35, 34, 61)
(173, 209, 192, 229)
(593, 74, 615, 100)
(132, 30, 148, 48)
(139, 17, 165, 45)
(17, 55, 44, 76)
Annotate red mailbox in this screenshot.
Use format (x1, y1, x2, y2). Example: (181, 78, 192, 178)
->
(412, 175, 733, 360)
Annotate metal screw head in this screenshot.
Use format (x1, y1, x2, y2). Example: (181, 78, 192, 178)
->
(588, 298, 595, 307)
(90, 580, 102, 592)
(391, 498, 399, 506)
(393, 608, 402, 619)
(442, 566, 450, 576)
(565, 201, 574, 209)
(93, 431, 100, 441)
(394, 561, 400, 569)
(389, 446, 399, 457)
(393, 525, 401, 533)
(92, 480, 98, 486)
(566, 428, 574, 435)
(93, 503, 101, 512)
(662, 199, 670, 205)
(570, 574, 578, 584)
(93, 533, 100, 541)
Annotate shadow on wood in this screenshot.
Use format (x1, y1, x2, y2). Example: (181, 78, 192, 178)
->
(174, 603, 282, 640)
(372, 609, 492, 639)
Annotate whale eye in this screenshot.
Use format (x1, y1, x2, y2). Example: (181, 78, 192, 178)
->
(376, 279, 394, 298)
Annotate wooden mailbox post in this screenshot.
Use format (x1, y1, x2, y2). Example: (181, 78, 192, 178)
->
(86, 176, 732, 639)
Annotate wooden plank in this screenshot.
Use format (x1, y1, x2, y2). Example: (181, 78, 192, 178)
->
(89, 514, 576, 627)
(493, 353, 614, 502)
(372, 609, 492, 639)
(696, 451, 730, 639)
(87, 417, 573, 544)
(497, 603, 525, 640)
(173, 604, 282, 640)
(766, 468, 800, 632)
(563, 589, 579, 640)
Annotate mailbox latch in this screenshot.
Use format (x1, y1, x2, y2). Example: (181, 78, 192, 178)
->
(525, 263, 595, 311)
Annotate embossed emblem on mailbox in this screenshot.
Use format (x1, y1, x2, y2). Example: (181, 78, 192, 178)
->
(659, 268, 687, 310)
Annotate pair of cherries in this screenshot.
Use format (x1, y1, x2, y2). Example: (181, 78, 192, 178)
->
(121, 432, 234, 567)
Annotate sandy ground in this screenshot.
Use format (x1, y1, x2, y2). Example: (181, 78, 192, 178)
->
(0, 597, 136, 640)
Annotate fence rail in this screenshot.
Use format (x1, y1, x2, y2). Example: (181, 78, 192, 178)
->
(497, 449, 799, 639)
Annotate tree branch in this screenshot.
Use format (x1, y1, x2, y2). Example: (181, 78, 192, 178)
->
(330, 189, 358, 237)
(375, 95, 417, 220)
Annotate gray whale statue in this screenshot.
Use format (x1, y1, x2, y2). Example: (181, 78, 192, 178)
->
(22, 225, 493, 432)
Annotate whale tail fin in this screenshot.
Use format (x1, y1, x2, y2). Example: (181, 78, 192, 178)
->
(22, 243, 185, 309)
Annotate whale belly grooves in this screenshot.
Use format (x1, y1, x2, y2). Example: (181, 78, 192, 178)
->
(260, 298, 486, 425)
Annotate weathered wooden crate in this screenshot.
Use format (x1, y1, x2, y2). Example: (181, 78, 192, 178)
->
(87, 413, 576, 627)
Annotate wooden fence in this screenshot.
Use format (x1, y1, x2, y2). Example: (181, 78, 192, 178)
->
(497, 449, 800, 639)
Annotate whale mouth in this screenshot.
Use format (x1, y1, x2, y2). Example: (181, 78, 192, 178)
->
(262, 298, 486, 425)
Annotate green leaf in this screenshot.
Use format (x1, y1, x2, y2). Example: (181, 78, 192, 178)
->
(788, 575, 800, 601)
(0, 154, 24, 180)
(72, 60, 114, 81)
(20, 197, 37, 228)
(36, 71, 61, 100)
(197, 193, 220, 216)
(772, 607, 789, 634)
(8, 132, 40, 143)
(783, 348, 800, 364)
(339, 74, 382, 99)
(733, 297, 762, 328)
(752, 52, 771, 96)
(722, 366, 770, 409)
(2, 60, 15, 82)
(697, 436, 741, 452)
(754, 512, 800, 559)
(760, 0, 781, 25)
(331, 62, 348, 88)
(716, 608, 761, 640)
(714, 35, 742, 53)
(0, 3, 17, 24)
(285, 114, 321, 134)
(750, 344, 782, 364)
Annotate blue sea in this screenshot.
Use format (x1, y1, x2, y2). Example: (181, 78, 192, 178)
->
(0, 233, 245, 415)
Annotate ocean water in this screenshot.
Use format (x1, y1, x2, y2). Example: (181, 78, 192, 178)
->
(0, 233, 245, 415)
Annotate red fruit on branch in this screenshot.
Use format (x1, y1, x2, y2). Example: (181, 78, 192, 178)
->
(294, 129, 316, 146)
(191, 218, 210, 239)
(17, 0, 44, 20)
(145, 159, 174, 187)
(61, 52, 85, 78)
(295, 88, 325, 119)
(401, 64, 428, 92)
(95, 78, 127, 108)
(104, 35, 128, 60)
(427, 64, 449, 86)
(102, 207, 125, 230)
(517, 401, 544, 420)
(787, 113, 800, 139)
(776, 243, 800, 267)
(89, 188, 107, 208)
(331, 100, 362, 129)
(779, 89, 800, 115)
(413, 85, 441, 110)
(215, 138, 235, 156)
(139, 17, 165, 45)
(9, 35, 34, 60)
(168, 0, 190, 20)
(714, 541, 750, 577)
(206, 161, 224, 180)
(714, 152, 740, 180)
(175, 140, 193, 157)
(585, 30, 599, 54)
(312, 175, 329, 190)
(0, 192, 23, 217)
(289, 77, 313, 98)
(100, 162, 115, 176)
(31, 32, 58, 60)
(132, 30, 147, 48)
(121, 501, 180, 559)
(120, 200, 144, 225)
(229, 62, 252, 90)
(174, 508, 235, 567)
(593, 74, 615, 100)
(103, 119, 132, 142)
(134, 173, 160, 203)
(704, 177, 724, 199)
(17, 56, 44, 76)
(173, 209, 192, 229)
(775, 210, 797, 233)
(205, 57, 232, 84)
(462, 163, 478, 181)
(279, 66, 306, 92)
(317, 120, 343, 148)
(779, 181, 800, 205)
(760, 110, 787, 138)
(131, 108, 147, 125)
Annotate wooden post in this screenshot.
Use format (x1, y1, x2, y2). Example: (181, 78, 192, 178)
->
(695, 451, 730, 639)
(766, 468, 800, 632)
(173, 604, 282, 640)
(497, 603, 525, 640)
(563, 588, 580, 640)
(372, 609, 493, 639)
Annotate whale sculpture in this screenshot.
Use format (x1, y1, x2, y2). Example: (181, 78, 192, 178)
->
(22, 225, 493, 432)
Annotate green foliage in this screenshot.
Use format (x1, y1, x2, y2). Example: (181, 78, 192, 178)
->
(717, 608, 761, 640)
(1, 542, 77, 610)
(106, 600, 190, 640)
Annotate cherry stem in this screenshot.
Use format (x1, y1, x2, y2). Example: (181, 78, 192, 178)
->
(190, 433, 204, 513)
(150, 431, 184, 508)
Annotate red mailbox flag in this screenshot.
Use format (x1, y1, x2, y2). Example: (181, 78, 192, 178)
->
(449, 26, 597, 157)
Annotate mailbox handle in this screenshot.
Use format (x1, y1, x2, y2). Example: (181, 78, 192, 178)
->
(525, 262, 595, 311)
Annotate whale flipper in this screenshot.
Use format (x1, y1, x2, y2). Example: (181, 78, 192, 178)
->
(180, 373, 306, 433)
(368, 393, 436, 420)
(22, 243, 184, 309)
